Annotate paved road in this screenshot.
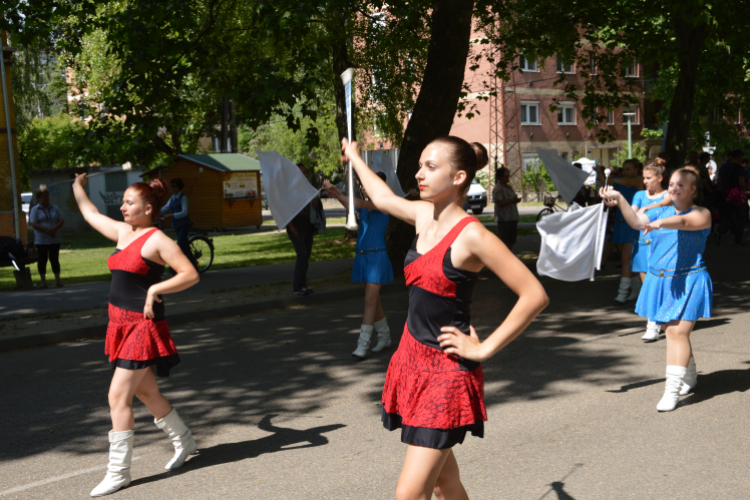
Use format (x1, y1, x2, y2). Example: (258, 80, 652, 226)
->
(1, 240, 749, 499)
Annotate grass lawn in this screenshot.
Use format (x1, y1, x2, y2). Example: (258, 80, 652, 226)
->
(0, 228, 356, 292)
(2, 215, 539, 291)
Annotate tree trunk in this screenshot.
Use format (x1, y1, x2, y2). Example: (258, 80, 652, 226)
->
(664, 5, 708, 170)
(385, 0, 475, 276)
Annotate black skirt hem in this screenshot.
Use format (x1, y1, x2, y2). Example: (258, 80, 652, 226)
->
(381, 408, 484, 449)
(109, 354, 181, 377)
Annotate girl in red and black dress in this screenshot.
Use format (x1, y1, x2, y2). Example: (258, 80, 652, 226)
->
(343, 137, 549, 500)
(72, 174, 200, 497)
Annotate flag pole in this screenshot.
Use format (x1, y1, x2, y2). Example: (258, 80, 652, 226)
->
(340, 67, 358, 232)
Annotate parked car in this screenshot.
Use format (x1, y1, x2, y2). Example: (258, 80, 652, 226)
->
(463, 179, 487, 214)
(21, 192, 32, 223)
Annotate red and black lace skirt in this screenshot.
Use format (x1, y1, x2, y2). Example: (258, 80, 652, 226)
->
(381, 325, 486, 449)
(105, 304, 180, 377)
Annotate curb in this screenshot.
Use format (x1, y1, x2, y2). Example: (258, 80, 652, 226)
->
(0, 281, 407, 353)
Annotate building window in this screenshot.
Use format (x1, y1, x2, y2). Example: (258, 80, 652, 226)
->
(607, 110, 615, 125)
(623, 106, 639, 124)
(625, 58, 638, 78)
(521, 101, 540, 125)
(556, 54, 574, 74)
(105, 205, 125, 221)
(558, 102, 576, 125)
(105, 172, 129, 192)
(589, 55, 597, 74)
(519, 53, 538, 72)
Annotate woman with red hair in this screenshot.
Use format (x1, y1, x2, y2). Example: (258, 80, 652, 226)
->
(72, 174, 200, 497)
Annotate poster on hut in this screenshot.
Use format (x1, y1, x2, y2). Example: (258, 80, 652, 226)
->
(223, 172, 258, 199)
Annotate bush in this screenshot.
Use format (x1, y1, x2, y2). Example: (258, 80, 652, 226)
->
(641, 128, 663, 140)
(522, 161, 556, 192)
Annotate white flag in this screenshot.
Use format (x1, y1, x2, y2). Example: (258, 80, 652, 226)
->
(536, 203, 608, 282)
(371, 150, 407, 198)
(257, 151, 320, 229)
(536, 149, 590, 204)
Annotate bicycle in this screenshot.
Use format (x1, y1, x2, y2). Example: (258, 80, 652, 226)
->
(157, 219, 214, 274)
(536, 195, 568, 221)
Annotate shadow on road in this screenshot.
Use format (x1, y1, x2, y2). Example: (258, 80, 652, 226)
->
(127, 414, 345, 488)
(605, 378, 662, 393)
(679, 366, 750, 409)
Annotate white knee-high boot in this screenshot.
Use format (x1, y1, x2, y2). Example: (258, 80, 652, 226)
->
(615, 277, 631, 303)
(90, 430, 133, 497)
(352, 324, 373, 359)
(657, 365, 687, 412)
(155, 408, 197, 470)
(642, 320, 661, 341)
(680, 357, 697, 395)
(371, 317, 391, 353)
(627, 278, 641, 301)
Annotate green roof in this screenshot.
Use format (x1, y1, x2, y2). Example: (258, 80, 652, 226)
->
(179, 153, 261, 172)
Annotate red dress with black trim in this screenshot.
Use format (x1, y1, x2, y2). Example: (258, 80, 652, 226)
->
(381, 217, 487, 449)
(106, 228, 180, 377)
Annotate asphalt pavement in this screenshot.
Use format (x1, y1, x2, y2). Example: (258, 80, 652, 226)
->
(1, 233, 749, 499)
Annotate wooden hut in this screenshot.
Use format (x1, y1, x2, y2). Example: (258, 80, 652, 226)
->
(143, 154, 262, 230)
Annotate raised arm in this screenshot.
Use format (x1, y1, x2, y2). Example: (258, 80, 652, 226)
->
(637, 193, 672, 215)
(72, 174, 128, 242)
(642, 206, 711, 234)
(599, 186, 650, 229)
(322, 180, 375, 211)
(343, 140, 427, 226)
(437, 224, 549, 362)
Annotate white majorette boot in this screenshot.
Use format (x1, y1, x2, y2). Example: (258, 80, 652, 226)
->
(680, 357, 697, 396)
(642, 321, 661, 342)
(371, 317, 392, 353)
(90, 430, 133, 497)
(615, 277, 631, 303)
(352, 324, 373, 359)
(155, 408, 197, 470)
(657, 365, 687, 412)
(627, 278, 641, 301)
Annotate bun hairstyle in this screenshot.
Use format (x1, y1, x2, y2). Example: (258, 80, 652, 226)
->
(655, 153, 668, 167)
(675, 167, 703, 206)
(429, 136, 483, 193)
(643, 161, 665, 178)
(128, 178, 168, 221)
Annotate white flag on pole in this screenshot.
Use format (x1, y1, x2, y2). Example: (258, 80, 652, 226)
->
(536, 148, 590, 205)
(257, 151, 320, 229)
(536, 203, 608, 282)
(371, 150, 407, 197)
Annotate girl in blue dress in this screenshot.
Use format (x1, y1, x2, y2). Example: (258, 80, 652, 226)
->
(596, 160, 644, 302)
(601, 168, 712, 412)
(324, 173, 394, 359)
(630, 162, 669, 341)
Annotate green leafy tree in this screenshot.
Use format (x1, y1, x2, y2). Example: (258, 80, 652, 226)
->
(611, 144, 649, 169)
(473, 0, 750, 168)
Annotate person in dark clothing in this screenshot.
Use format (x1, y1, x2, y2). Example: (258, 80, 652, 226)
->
(717, 149, 749, 245)
(159, 178, 198, 270)
(287, 163, 319, 295)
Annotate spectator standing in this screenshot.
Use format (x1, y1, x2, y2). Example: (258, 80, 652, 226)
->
(286, 163, 320, 295)
(717, 149, 748, 245)
(159, 178, 198, 270)
(492, 166, 521, 250)
(29, 186, 65, 288)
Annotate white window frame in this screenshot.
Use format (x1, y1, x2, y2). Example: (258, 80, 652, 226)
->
(624, 58, 638, 78)
(623, 106, 639, 125)
(556, 54, 574, 74)
(519, 53, 538, 72)
(520, 101, 540, 125)
(557, 102, 576, 125)
(607, 110, 615, 125)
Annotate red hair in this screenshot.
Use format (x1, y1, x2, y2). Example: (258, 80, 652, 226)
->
(128, 179, 167, 220)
